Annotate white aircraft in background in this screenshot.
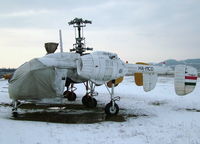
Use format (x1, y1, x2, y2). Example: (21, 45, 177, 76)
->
(9, 18, 198, 115)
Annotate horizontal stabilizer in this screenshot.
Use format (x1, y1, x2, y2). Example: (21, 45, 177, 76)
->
(175, 65, 198, 96)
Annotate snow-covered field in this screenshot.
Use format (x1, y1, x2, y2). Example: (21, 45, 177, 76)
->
(0, 76, 200, 144)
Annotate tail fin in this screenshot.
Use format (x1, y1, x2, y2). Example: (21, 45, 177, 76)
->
(134, 62, 158, 92)
(134, 73, 143, 86)
(175, 65, 198, 96)
(134, 62, 149, 86)
(143, 73, 158, 92)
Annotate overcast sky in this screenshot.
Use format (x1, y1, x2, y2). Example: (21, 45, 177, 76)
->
(0, 0, 200, 68)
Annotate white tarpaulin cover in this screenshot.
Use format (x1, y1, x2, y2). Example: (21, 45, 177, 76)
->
(9, 58, 67, 100)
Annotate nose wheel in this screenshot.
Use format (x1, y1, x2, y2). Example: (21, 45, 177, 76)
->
(104, 80, 120, 115)
(105, 102, 119, 115)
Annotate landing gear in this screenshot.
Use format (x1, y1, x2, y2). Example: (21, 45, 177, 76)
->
(12, 100, 21, 117)
(82, 81, 98, 108)
(12, 100, 20, 111)
(82, 95, 97, 108)
(63, 90, 76, 101)
(63, 79, 120, 115)
(105, 102, 119, 115)
(63, 83, 77, 101)
(105, 80, 120, 115)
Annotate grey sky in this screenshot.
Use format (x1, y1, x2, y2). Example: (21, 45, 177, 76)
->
(0, 0, 200, 68)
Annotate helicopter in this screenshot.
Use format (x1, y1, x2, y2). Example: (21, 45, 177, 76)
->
(9, 18, 198, 115)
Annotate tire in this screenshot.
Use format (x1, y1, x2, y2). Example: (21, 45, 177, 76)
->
(12, 111, 18, 118)
(82, 95, 88, 106)
(82, 95, 97, 108)
(67, 92, 76, 101)
(105, 102, 119, 115)
(63, 90, 70, 98)
(87, 97, 97, 108)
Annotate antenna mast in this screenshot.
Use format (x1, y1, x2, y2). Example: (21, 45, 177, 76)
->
(68, 18, 93, 55)
(59, 29, 63, 53)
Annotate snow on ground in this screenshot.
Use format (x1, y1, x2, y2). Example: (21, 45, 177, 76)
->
(0, 77, 200, 144)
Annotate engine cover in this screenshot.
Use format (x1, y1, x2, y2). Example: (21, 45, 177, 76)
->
(77, 51, 126, 84)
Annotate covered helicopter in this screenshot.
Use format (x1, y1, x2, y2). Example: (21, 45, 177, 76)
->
(9, 18, 198, 115)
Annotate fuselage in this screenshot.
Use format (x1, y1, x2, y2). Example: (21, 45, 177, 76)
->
(9, 51, 127, 100)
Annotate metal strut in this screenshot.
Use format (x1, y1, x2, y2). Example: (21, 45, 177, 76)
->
(67, 83, 77, 93)
(105, 80, 120, 104)
(63, 82, 77, 101)
(12, 100, 21, 112)
(84, 81, 98, 97)
(104, 80, 120, 115)
(82, 81, 98, 108)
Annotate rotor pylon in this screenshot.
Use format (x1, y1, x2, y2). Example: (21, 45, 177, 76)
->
(68, 18, 93, 55)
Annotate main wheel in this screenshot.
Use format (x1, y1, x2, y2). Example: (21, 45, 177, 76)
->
(82, 95, 97, 108)
(12, 111, 18, 118)
(105, 102, 119, 115)
(63, 90, 70, 98)
(63, 91, 76, 101)
(82, 95, 88, 106)
(67, 92, 76, 101)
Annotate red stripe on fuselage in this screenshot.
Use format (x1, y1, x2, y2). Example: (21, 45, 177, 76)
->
(185, 76, 197, 80)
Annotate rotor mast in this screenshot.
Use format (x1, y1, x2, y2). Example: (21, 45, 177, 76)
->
(68, 18, 93, 55)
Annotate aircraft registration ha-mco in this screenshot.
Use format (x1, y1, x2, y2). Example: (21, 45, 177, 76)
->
(8, 18, 198, 115)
